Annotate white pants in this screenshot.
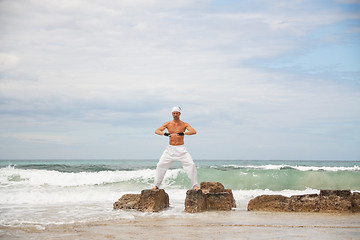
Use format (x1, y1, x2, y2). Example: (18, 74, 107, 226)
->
(154, 145, 198, 188)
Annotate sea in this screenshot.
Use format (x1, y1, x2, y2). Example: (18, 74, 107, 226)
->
(0, 159, 359, 228)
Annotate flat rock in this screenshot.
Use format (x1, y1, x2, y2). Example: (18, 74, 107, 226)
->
(113, 194, 140, 210)
(247, 195, 289, 212)
(288, 194, 320, 212)
(247, 190, 360, 213)
(320, 190, 352, 213)
(200, 182, 225, 194)
(113, 189, 169, 212)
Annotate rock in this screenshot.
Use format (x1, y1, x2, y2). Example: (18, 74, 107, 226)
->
(288, 194, 320, 212)
(200, 182, 225, 194)
(320, 190, 352, 213)
(185, 189, 207, 213)
(351, 192, 360, 213)
(205, 192, 234, 211)
(113, 189, 169, 212)
(137, 189, 169, 212)
(201, 182, 236, 209)
(113, 194, 140, 210)
(247, 190, 360, 213)
(184, 182, 236, 213)
(224, 189, 237, 208)
(247, 195, 289, 212)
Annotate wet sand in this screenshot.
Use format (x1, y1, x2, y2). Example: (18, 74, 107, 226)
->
(1, 211, 359, 239)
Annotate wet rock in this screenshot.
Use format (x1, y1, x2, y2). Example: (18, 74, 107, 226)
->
(200, 182, 225, 194)
(247, 195, 289, 212)
(224, 189, 237, 208)
(113, 189, 169, 212)
(113, 194, 140, 210)
(320, 190, 352, 213)
(288, 194, 320, 212)
(205, 192, 234, 211)
(185, 182, 236, 213)
(247, 190, 360, 213)
(351, 192, 360, 213)
(185, 189, 207, 213)
(137, 189, 169, 212)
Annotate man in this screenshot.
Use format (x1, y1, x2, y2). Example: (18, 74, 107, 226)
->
(153, 106, 199, 190)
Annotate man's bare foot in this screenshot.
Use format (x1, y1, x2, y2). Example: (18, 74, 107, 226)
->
(193, 185, 200, 191)
(152, 186, 159, 190)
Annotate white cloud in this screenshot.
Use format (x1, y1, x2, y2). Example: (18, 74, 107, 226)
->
(0, 53, 21, 71)
(0, 0, 359, 159)
(2, 133, 73, 146)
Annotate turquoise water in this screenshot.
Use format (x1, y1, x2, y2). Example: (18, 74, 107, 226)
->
(1, 159, 359, 190)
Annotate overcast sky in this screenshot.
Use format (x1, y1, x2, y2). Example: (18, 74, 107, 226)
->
(0, 0, 359, 160)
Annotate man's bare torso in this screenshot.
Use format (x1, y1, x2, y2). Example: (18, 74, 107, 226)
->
(155, 118, 197, 146)
(165, 120, 187, 145)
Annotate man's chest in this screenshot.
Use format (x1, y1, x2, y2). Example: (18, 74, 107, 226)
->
(168, 122, 186, 132)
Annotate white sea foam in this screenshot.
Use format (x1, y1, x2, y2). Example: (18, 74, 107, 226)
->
(1, 165, 152, 187)
(0, 165, 187, 188)
(219, 164, 360, 172)
(0, 187, 327, 227)
(0, 166, 185, 205)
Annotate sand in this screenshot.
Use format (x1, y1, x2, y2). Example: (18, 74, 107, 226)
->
(1, 211, 359, 240)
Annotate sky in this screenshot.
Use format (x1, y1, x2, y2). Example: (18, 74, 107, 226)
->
(0, 0, 359, 160)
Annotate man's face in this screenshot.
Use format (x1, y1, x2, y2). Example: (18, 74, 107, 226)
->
(172, 111, 180, 119)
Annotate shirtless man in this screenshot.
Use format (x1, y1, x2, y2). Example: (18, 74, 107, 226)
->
(153, 106, 199, 190)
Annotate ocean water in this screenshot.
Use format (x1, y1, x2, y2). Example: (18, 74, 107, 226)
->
(0, 159, 359, 228)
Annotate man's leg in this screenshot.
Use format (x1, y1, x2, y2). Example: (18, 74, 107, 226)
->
(179, 151, 199, 189)
(154, 148, 173, 188)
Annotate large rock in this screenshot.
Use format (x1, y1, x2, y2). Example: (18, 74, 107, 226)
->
(200, 182, 225, 193)
(320, 190, 352, 213)
(113, 194, 141, 210)
(185, 182, 236, 213)
(137, 189, 169, 212)
(247, 195, 289, 212)
(247, 190, 360, 213)
(288, 194, 320, 212)
(185, 189, 207, 213)
(351, 192, 360, 213)
(205, 192, 234, 211)
(113, 189, 169, 212)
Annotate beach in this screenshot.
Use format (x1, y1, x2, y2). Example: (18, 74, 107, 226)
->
(1, 211, 359, 239)
(1, 160, 359, 239)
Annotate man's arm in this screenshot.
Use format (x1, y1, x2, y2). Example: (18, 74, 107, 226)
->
(184, 123, 197, 135)
(155, 122, 168, 135)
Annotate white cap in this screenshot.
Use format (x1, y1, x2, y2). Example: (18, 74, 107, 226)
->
(171, 106, 181, 113)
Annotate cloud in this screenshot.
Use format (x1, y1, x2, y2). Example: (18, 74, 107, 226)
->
(2, 133, 73, 146)
(0, 53, 21, 71)
(0, 0, 359, 159)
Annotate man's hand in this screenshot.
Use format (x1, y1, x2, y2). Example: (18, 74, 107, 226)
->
(164, 132, 170, 137)
(177, 132, 184, 136)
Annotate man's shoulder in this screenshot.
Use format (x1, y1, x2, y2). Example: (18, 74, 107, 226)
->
(163, 121, 172, 126)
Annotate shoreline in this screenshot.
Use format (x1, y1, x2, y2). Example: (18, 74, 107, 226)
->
(2, 211, 359, 240)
